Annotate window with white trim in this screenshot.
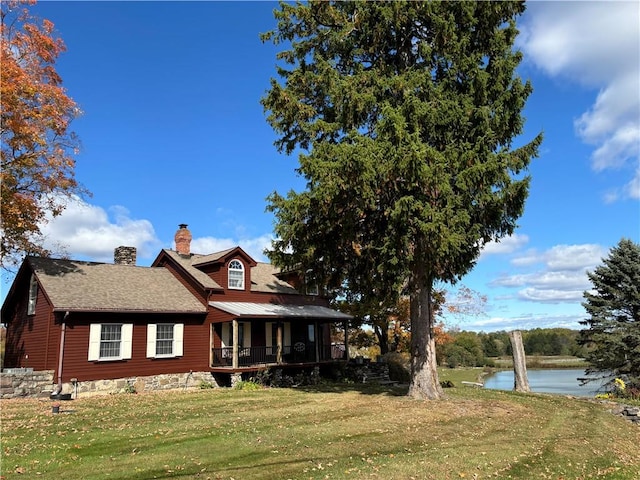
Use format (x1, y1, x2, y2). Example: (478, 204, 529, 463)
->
(146, 324, 184, 358)
(304, 269, 319, 296)
(27, 274, 38, 315)
(88, 324, 133, 361)
(156, 324, 174, 355)
(100, 324, 122, 357)
(228, 259, 244, 289)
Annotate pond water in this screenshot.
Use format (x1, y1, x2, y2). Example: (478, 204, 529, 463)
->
(483, 369, 604, 397)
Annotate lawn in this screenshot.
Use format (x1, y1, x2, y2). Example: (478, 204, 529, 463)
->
(1, 380, 638, 480)
(491, 355, 590, 369)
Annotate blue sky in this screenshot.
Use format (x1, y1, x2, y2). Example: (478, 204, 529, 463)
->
(2, 1, 638, 332)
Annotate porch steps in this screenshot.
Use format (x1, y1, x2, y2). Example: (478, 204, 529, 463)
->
(359, 362, 398, 387)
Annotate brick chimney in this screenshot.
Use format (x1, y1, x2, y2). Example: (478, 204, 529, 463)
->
(114, 246, 136, 265)
(175, 224, 192, 256)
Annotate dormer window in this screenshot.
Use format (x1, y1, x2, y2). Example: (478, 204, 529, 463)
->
(228, 259, 244, 290)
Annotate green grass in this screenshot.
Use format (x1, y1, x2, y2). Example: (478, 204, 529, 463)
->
(1, 380, 638, 480)
(492, 355, 590, 369)
(437, 366, 486, 384)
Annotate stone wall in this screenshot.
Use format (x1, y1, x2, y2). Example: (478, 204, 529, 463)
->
(75, 371, 220, 397)
(1, 370, 220, 399)
(1, 369, 55, 398)
(610, 403, 640, 424)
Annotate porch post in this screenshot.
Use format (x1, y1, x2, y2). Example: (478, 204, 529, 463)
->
(343, 320, 349, 361)
(314, 321, 319, 362)
(276, 322, 283, 364)
(232, 319, 239, 369)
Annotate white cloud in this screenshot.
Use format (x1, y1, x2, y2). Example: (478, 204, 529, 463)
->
(519, 3, 637, 85)
(238, 234, 274, 262)
(39, 196, 160, 263)
(509, 244, 604, 271)
(464, 313, 585, 333)
(190, 237, 237, 256)
(481, 233, 529, 257)
(626, 167, 640, 199)
(36, 197, 275, 265)
(543, 244, 605, 271)
(520, 1, 640, 201)
(491, 243, 606, 304)
(509, 248, 539, 267)
(518, 287, 584, 304)
(190, 234, 273, 263)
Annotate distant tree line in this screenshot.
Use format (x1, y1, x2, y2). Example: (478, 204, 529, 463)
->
(347, 327, 588, 368)
(438, 328, 588, 368)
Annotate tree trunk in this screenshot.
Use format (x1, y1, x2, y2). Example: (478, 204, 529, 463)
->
(374, 322, 389, 355)
(408, 280, 444, 399)
(509, 330, 530, 393)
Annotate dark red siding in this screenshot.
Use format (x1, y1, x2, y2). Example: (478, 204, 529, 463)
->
(199, 263, 222, 289)
(59, 312, 208, 382)
(209, 289, 330, 306)
(4, 283, 59, 372)
(3, 251, 344, 383)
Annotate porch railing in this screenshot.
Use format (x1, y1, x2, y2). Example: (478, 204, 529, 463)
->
(211, 343, 346, 367)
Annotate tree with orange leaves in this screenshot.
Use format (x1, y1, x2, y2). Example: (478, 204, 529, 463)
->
(342, 288, 455, 357)
(1, 0, 85, 268)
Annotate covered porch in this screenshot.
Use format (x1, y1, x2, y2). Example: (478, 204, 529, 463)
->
(209, 301, 351, 371)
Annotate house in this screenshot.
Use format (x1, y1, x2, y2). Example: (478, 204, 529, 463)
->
(1, 225, 351, 393)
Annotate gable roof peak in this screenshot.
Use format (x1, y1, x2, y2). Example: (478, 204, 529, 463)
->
(191, 246, 257, 267)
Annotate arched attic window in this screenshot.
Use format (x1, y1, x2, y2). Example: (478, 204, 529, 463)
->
(228, 259, 245, 290)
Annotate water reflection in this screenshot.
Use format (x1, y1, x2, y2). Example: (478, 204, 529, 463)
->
(483, 369, 604, 396)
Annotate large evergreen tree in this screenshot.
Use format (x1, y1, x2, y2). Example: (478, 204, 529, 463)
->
(580, 239, 640, 386)
(262, 1, 541, 399)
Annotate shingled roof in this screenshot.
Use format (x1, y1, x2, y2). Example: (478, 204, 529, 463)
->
(28, 257, 207, 314)
(249, 262, 299, 294)
(159, 249, 300, 295)
(160, 249, 223, 290)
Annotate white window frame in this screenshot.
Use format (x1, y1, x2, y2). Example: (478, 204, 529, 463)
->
(146, 323, 184, 358)
(304, 269, 319, 296)
(228, 259, 245, 290)
(27, 274, 38, 315)
(88, 324, 133, 361)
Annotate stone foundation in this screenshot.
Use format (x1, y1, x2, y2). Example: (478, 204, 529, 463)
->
(1, 369, 55, 398)
(73, 371, 221, 397)
(1, 370, 220, 399)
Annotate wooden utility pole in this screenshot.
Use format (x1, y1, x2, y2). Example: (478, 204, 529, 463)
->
(509, 330, 530, 393)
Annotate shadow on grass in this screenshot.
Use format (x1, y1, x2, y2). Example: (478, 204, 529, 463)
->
(114, 455, 322, 480)
(296, 382, 409, 396)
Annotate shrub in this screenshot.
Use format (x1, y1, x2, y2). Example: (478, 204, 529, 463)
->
(483, 357, 496, 368)
(234, 380, 262, 391)
(122, 382, 137, 394)
(382, 352, 411, 383)
(199, 381, 215, 389)
(626, 386, 640, 400)
(271, 369, 295, 387)
(251, 369, 272, 386)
